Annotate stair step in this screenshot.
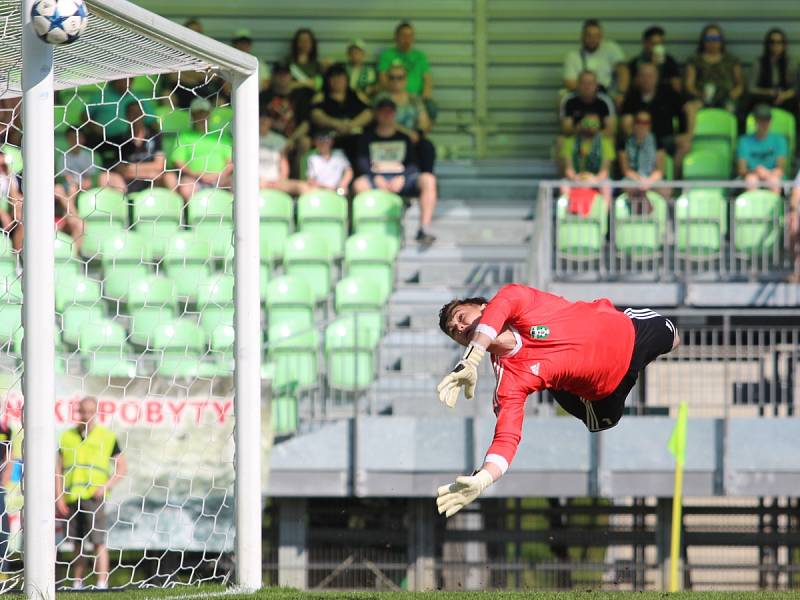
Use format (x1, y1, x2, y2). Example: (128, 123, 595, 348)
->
(397, 261, 524, 286)
(397, 244, 530, 262)
(411, 198, 536, 221)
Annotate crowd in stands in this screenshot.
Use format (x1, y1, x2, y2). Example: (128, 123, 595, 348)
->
(556, 19, 800, 279)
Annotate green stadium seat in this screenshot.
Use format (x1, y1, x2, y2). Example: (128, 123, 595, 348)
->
(555, 193, 607, 258)
(352, 190, 403, 253)
(60, 304, 105, 347)
(325, 315, 377, 391)
(130, 188, 184, 257)
(163, 232, 213, 300)
(208, 322, 235, 372)
(690, 138, 732, 169)
(79, 319, 136, 378)
(77, 187, 127, 222)
(675, 189, 727, 257)
(334, 276, 385, 342)
(126, 274, 177, 346)
(151, 318, 212, 378)
(343, 233, 395, 305)
(55, 276, 101, 313)
(613, 192, 667, 258)
(158, 107, 192, 134)
(272, 395, 298, 436)
(187, 188, 233, 257)
(268, 318, 319, 391)
(683, 149, 731, 180)
(1, 144, 22, 176)
(283, 232, 332, 304)
(265, 275, 314, 329)
(200, 306, 234, 338)
(55, 231, 82, 281)
(100, 231, 152, 299)
(746, 107, 796, 159)
(694, 108, 737, 151)
(197, 274, 234, 338)
(259, 189, 294, 264)
(0, 303, 21, 346)
(0, 275, 22, 304)
(733, 190, 782, 256)
(297, 190, 348, 257)
(663, 154, 674, 181)
(208, 106, 233, 132)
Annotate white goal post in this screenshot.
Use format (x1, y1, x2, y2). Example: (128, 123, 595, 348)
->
(13, 0, 263, 597)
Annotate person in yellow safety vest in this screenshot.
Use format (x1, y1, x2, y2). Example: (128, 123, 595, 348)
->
(56, 397, 127, 590)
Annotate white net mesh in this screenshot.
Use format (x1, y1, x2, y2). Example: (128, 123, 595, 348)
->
(0, 3, 265, 591)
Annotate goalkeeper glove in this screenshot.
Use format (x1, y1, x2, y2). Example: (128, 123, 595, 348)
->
(437, 343, 486, 408)
(436, 469, 494, 518)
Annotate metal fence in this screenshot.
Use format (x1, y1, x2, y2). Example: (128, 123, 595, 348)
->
(534, 181, 797, 284)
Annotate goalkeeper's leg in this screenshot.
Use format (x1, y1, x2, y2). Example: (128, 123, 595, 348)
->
(550, 389, 626, 433)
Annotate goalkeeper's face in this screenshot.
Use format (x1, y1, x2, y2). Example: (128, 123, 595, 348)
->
(446, 303, 485, 346)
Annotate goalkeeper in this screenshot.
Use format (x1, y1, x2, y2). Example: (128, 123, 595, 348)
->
(435, 284, 679, 517)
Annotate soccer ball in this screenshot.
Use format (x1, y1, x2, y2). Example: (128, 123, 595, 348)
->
(31, 0, 88, 45)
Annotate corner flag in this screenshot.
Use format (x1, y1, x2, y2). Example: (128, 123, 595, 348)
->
(667, 401, 688, 592)
(667, 401, 688, 465)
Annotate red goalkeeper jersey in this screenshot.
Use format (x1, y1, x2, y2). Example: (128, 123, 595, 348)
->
(475, 284, 635, 473)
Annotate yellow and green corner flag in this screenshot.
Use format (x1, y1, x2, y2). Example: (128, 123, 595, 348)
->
(667, 401, 688, 592)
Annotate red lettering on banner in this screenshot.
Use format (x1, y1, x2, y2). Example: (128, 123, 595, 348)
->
(168, 401, 186, 424)
(189, 401, 205, 424)
(120, 402, 140, 425)
(98, 400, 115, 425)
(54, 399, 66, 423)
(212, 401, 233, 424)
(69, 399, 81, 423)
(146, 401, 163, 425)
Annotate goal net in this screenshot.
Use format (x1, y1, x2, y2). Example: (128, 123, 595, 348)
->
(0, 0, 264, 594)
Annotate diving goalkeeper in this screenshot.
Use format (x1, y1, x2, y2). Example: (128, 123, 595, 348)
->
(435, 284, 679, 517)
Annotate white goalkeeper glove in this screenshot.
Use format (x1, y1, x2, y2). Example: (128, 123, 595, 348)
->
(436, 469, 494, 518)
(437, 343, 486, 408)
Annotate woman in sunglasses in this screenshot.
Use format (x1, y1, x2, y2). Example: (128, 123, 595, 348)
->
(684, 24, 744, 114)
(749, 29, 798, 117)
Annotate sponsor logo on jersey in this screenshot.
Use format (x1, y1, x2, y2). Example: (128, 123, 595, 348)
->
(529, 325, 550, 339)
(530, 362, 540, 376)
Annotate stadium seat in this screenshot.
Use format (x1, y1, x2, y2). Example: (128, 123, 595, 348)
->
(77, 187, 129, 258)
(259, 189, 294, 263)
(745, 106, 796, 160)
(325, 315, 378, 391)
(1, 144, 22, 176)
(126, 274, 177, 346)
(268, 318, 319, 391)
(283, 232, 332, 304)
(0, 303, 21, 346)
(297, 190, 348, 257)
(200, 306, 234, 338)
(187, 188, 234, 257)
(334, 276, 385, 341)
(682, 149, 731, 180)
(130, 188, 184, 257)
(675, 189, 728, 257)
(100, 231, 153, 299)
(55, 276, 101, 313)
(0, 234, 16, 279)
(352, 190, 403, 253)
(55, 231, 82, 281)
(555, 193, 607, 259)
(150, 318, 212, 378)
(272, 395, 298, 436)
(208, 106, 233, 132)
(158, 107, 192, 134)
(694, 108, 737, 152)
(162, 233, 213, 300)
(733, 190, 782, 256)
(208, 322, 235, 372)
(343, 233, 395, 305)
(265, 275, 314, 329)
(0, 275, 22, 305)
(61, 304, 105, 347)
(79, 319, 136, 378)
(613, 192, 667, 258)
(197, 274, 234, 338)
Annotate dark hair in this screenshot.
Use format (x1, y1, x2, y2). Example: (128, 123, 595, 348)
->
(184, 17, 202, 30)
(290, 28, 318, 63)
(438, 297, 488, 335)
(643, 25, 665, 41)
(582, 19, 601, 32)
(697, 24, 725, 53)
(758, 28, 788, 89)
(272, 62, 291, 76)
(395, 21, 413, 36)
(322, 63, 352, 95)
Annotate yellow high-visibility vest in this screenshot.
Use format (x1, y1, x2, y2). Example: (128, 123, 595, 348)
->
(60, 425, 117, 503)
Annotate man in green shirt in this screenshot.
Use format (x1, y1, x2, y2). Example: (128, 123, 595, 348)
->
(171, 97, 233, 201)
(378, 22, 433, 102)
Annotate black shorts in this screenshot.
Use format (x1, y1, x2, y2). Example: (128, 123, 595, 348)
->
(551, 308, 677, 431)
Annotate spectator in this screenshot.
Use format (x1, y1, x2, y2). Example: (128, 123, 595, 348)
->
(0, 420, 10, 577)
(232, 28, 271, 92)
(790, 171, 800, 280)
(56, 397, 127, 590)
(353, 98, 437, 244)
(60, 127, 97, 193)
(171, 97, 233, 201)
(618, 110, 665, 194)
(560, 113, 614, 205)
(563, 19, 628, 105)
(310, 63, 372, 164)
(749, 28, 798, 117)
(345, 39, 378, 97)
(101, 103, 178, 194)
(736, 103, 786, 193)
(374, 62, 436, 173)
(258, 113, 305, 194)
(54, 187, 84, 254)
(628, 26, 682, 94)
(684, 24, 744, 114)
(0, 148, 22, 252)
(260, 63, 312, 173)
(288, 28, 325, 92)
(377, 22, 435, 117)
(620, 63, 689, 166)
(560, 70, 616, 138)
(160, 19, 220, 108)
(306, 130, 353, 194)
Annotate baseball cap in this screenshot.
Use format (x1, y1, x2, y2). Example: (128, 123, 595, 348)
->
(754, 103, 772, 120)
(375, 98, 397, 111)
(313, 129, 336, 140)
(190, 97, 212, 113)
(347, 38, 366, 51)
(232, 28, 253, 43)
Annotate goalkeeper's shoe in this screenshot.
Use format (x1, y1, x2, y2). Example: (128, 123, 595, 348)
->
(436, 469, 494, 518)
(436, 343, 485, 408)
